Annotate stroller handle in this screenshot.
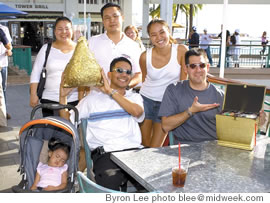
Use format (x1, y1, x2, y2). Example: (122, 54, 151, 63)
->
(31, 103, 79, 124)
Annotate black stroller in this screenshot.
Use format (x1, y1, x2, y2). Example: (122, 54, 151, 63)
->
(12, 104, 80, 193)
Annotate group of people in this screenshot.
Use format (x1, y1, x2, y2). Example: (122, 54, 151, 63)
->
(189, 25, 241, 68)
(0, 24, 12, 126)
(28, 3, 265, 192)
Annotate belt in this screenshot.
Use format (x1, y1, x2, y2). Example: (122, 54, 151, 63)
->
(91, 146, 144, 160)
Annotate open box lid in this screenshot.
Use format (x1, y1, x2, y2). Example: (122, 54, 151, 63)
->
(223, 84, 266, 114)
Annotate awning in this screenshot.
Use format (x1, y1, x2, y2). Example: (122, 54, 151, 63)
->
(0, 2, 28, 16)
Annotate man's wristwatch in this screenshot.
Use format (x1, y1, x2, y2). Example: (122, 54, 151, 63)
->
(186, 108, 194, 117)
(126, 85, 131, 90)
(109, 89, 118, 98)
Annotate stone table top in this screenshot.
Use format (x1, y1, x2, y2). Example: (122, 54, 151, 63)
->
(111, 136, 270, 193)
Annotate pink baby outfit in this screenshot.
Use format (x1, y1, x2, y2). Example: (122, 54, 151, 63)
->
(36, 162, 68, 188)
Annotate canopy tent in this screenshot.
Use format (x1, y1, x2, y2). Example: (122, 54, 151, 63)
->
(0, 2, 28, 16)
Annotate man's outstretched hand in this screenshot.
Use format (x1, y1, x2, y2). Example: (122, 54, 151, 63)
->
(189, 96, 220, 114)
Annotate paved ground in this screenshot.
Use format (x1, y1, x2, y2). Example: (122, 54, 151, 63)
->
(0, 74, 32, 192)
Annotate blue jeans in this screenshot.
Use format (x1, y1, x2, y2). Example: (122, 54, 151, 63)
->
(217, 46, 230, 68)
(204, 47, 213, 65)
(1, 66, 7, 107)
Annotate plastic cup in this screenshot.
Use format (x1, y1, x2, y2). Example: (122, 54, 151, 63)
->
(172, 159, 190, 187)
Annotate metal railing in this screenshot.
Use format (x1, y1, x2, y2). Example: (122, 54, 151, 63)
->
(142, 38, 270, 68)
(209, 44, 269, 68)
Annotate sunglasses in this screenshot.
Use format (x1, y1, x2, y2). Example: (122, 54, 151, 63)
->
(112, 67, 132, 75)
(187, 63, 207, 69)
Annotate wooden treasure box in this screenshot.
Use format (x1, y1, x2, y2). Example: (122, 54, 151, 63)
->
(216, 84, 266, 150)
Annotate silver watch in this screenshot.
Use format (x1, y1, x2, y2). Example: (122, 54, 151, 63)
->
(186, 108, 193, 117)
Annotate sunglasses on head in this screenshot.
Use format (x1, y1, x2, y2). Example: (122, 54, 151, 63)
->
(187, 63, 207, 69)
(112, 67, 132, 75)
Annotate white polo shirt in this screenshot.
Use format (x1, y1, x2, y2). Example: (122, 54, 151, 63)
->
(70, 89, 145, 152)
(88, 32, 141, 77)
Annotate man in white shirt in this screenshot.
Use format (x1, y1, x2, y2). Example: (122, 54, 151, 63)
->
(229, 29, 241, 68)
(60, 57, 145, 191)
(88, 3, 142, 89)
(0, 24, 12, 119)
(0, 27, 12, 126)
(200, 28, 213, 66)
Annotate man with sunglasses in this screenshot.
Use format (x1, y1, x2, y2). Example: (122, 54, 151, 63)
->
(59, 57, 145, 191)
(158, 48, 224, 144)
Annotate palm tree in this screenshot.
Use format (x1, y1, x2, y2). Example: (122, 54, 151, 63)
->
(189, 4, 203, 33)
(149, 4, 203, 39)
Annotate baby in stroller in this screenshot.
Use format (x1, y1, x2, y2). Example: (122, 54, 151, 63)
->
(12, 104, 80, 193)
(31, 138, 70, 191)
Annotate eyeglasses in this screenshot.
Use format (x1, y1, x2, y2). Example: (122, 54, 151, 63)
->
(112, 68, 132, 75)
(187, 63, 207, 69)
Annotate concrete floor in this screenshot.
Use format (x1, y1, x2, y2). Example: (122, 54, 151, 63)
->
(0, 75, 32, 192)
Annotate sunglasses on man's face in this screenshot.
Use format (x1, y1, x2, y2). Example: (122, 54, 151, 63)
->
(112, 67, 132, 75)
(187, 63, 207, 69)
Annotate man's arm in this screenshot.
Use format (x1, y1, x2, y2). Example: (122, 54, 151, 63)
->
(5, 43, 12, 56)
(161, 96, 220, 133)
(0, 29, 12, 56)
(110, 88, 143, 117)
(161, 109, 191, 133)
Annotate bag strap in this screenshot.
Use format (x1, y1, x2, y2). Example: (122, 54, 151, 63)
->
(43, 42, 52, 68)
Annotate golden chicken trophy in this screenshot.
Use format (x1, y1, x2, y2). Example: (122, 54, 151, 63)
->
(63, 36, 103, 87)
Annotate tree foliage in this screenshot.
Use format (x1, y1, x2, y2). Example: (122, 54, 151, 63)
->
(149, 4, 203, 39)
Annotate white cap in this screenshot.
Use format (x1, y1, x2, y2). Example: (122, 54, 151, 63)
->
(235, 29, 240, 33)
(203, 28, 207, 31)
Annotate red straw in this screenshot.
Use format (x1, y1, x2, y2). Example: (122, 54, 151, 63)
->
(254, 123, 257, 146)
(178, 142, 181, 170)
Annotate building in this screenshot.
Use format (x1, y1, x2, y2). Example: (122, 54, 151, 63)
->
(0, 0, 133, 53)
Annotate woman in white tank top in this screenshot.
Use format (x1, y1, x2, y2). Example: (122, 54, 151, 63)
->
(139, 19, 188, 147)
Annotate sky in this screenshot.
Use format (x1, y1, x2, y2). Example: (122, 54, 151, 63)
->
(133, 3, 270, 39)
(194, 4, 270, 38)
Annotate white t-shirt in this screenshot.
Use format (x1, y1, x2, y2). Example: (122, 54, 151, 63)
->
(0, 25, 12, 67)
(200, 33, 212, 49)
(140, 44, 181, 102)
(70, 89, 145, 152)
(36, 162, 68, 188)
(30, 44, 78, 102)
(229, 35, 241, 55)
(88, 32, 141, 77)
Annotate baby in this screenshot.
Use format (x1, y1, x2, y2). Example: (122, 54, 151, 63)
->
(31, 138, 70, 191)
